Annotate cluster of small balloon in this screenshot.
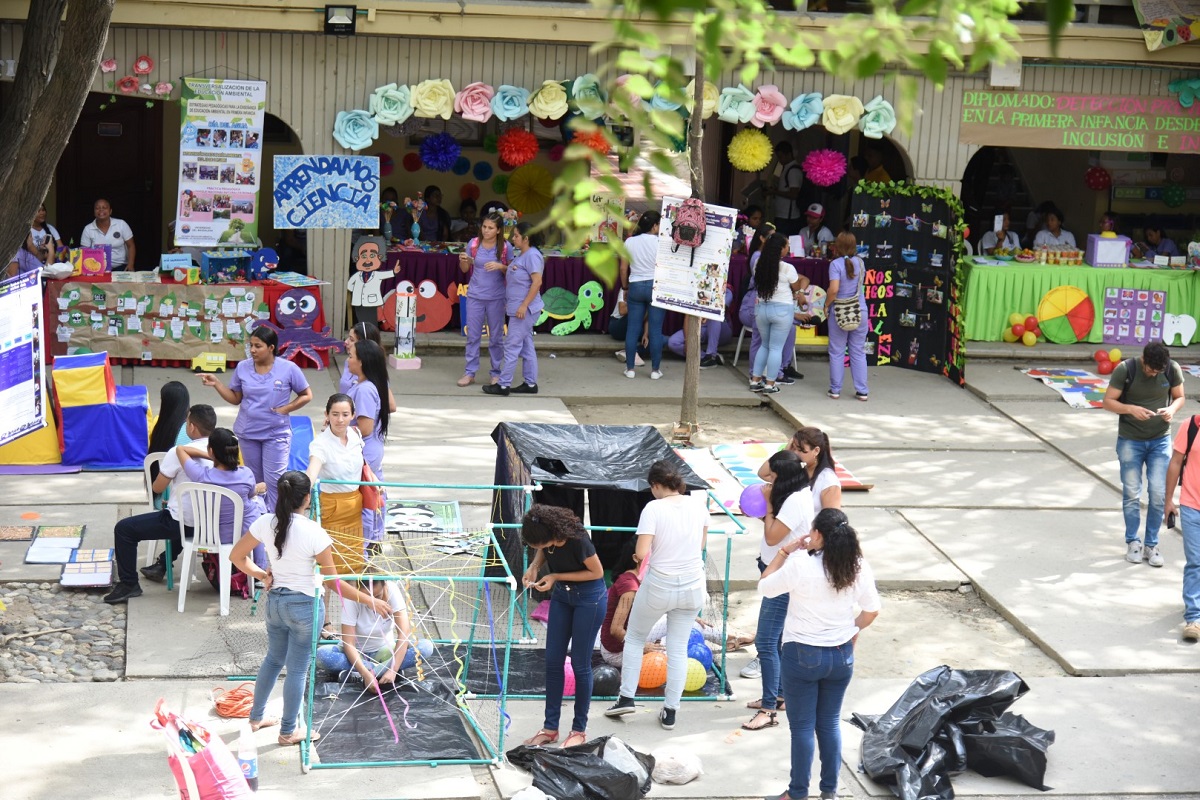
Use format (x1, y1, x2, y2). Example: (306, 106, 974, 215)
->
(1002, 312, 1041, 346)
(1093, 347, 1123, 375)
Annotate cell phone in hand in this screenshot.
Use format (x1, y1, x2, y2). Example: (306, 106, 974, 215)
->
(1168, 511, 1177, 529)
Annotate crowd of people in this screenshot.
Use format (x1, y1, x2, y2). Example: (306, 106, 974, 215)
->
(7, 198, 135, 278)
(974, 200, 1185, 260)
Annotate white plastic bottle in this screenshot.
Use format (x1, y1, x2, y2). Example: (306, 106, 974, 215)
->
(237, 720, 259, 791)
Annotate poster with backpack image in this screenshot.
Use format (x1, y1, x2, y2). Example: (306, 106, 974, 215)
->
(653, 197, 737, 322)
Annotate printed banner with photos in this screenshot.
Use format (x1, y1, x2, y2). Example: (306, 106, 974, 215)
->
(652, 197, 738, 322)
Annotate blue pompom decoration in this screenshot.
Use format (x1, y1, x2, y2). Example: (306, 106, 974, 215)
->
(419, 132, 460, 173)
(687, 641, 713, 671)
(473, 161, 493, 181)
(452, 155, 471, 176)
(688, 627, 705, 648)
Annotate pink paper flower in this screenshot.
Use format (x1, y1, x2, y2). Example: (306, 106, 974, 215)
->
(138, 83, 155, 96)
(802, 148, 848, 188)
(154, 81, 173, 97)
(133, 55, 154, 75)
(752, 84, 787, 128)
(100, 58, 117, 73)
(453, 81, 495, 124)
(116, 75, 140, 94)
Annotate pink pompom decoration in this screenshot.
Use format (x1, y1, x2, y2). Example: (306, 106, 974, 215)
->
(548, 143, 565, 162)
(802, 149, 847, 188)
(751, 84, 787, 128)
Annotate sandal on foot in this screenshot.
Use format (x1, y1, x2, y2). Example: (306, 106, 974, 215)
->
(523, 729, 559, 746)
(320, 625, 338, 641)
(250, 717, 278, 732)
(278, 730, 320, 746)
(745, 698, 785, 711)
(563, 731, 588, 748)
(742, 710, 779, 731)
(457, 375, 475, 387)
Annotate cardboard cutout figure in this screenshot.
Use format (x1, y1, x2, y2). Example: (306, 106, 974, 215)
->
(347, 235, 393, 325)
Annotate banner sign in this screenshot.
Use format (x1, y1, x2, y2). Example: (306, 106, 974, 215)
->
(272, 155, 380, 229)
(175, 79, 267, 247)
(959, 90, 1200, 153)
(652, 197, 737, 322)
(1132, 0, 1200, 51)
(0, 270, 46, 446)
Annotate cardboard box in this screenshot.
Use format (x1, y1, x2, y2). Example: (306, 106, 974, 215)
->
(1085, 234, 1131, 268)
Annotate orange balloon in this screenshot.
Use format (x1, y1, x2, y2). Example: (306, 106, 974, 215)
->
(638, 652, 668, 689)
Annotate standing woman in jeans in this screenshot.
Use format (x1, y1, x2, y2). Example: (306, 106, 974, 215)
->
(231, 471, 390, 745)
(519, 504, 606, 748)
(620, 211, 666, 380)
(606, 460, 708, 730)
(760, 508, 880, 800)
(750, 233, 802, 395)
(826, 232, 869, 401)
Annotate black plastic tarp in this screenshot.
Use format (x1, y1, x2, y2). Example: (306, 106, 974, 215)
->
(508, 735, 655, 800)
(852, 666, 1055, 800)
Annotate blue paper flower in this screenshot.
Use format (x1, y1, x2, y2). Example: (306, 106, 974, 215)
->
(717, 85, 755, 125)
(1169, 77, 1200, 108)
(491, 84, 531, 122)
(419, 132, 461, 172)
(473, 161, 493, 181)
(782, 92, 824, 132)
(571, 74, 607, 121)
(333, 110, 378, 151)
(650, 82, 683, 113)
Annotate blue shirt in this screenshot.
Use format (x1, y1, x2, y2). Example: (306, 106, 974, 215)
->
(506, 248, 545, 316)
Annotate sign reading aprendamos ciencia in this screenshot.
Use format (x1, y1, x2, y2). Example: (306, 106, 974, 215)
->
(959, 90, 1200, 153)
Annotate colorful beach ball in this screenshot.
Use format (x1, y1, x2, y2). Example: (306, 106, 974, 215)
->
(684, 658, 708, 692)
(1037, 285, 1095, 344)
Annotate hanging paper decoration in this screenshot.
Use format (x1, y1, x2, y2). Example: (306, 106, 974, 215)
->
(369, 83, 414, 126)
(821, 94, 865, 135)
(751, 84, 788, 128)
(333, 110, 379, 151)
(454, 82, 496, 123)
(139, 83, 155, 96)
(529, 79, 569, 120)
(411, 79, 456, 120)
(717, 85, 756, 124)
(572, 129, 611, 156)
(133, 55, 154, 75)
(419, 132, 461, 171)
(612, 74, 645, 114)
(491, 84, 531, 122)
(498, 157, 517, 172)
(1084, 166, 1112, 191)
(452, 156, 471, 176)
(154, 81, 174, 97)
(570, 74, 607, 120)
(1164, 183, 1187, 208)
(728, 128, 773, 172)
(858, 95, 897, 139)
(506, 164, 555, 214)
(482, 134, 498, 154)
(782, 92, 823, 131)
(497, 128, 540, 168)
(685, 80, 719, 119)
(650, 82, 683, 113)
(802, 149, 847, 187)
(460, 183, 481, 201)
(402, 153, 422, 172)
(473, 162, 493, 181)
(1168, 76, 1200, 108)
(492, 174, 510, 195)
(101, 58, 117, 73)
(116, 76, 140, 94)
(377, 153, 395, 177)
(548, 143, 565, 162)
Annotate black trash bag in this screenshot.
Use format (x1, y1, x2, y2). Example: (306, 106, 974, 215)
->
(508, 735, 655, 800)
(933, 722, 968, 774)
(961, 713, 1055, 791)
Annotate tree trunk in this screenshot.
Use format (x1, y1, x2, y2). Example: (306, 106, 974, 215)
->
(676, 49, 706, 440)
(0, 1, 114, 269)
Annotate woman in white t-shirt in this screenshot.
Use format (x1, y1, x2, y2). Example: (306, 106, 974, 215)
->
(620, 211, 666, 379)
(1032, 206, 1076, 249)
(759, 508, 881, 800)
(80, 198, 135, 271)
(751, 233, 803, 395)
(29, 203, 63, 260)
(605, 460, 707, 730)
(760, 427, 842, 513)
(231, 470, 388, 746)
(743, 450, 811, 732)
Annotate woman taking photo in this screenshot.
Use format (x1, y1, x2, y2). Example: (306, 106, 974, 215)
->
(520, 504, 606, 748)
(347, 339, 390, 550)
(760, 508, 880, 800)
(744, 450, 811, 732)
(606, 460, 707, 731)
(457, 212, 510, 388)
(232, 471, 390, 745)
(827, 232, 869, 401)
(340, 322, 397, 413)
(751, 233, 802, 395)
(482, 221, 543, 396)
(29, 203, 63, 258)
(620, 211, 666, 380)
(202, 325, 312, 508)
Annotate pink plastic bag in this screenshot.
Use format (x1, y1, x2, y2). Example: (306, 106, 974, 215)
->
(530, 599, 551, 623)
(153, 699, 253, 800)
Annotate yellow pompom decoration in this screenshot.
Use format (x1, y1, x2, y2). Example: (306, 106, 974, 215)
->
(727, 128, 773, 173)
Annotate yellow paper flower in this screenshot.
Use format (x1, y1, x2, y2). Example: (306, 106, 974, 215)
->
(821, 94, 865, 135)
(411, 78, 456, 120)
(683, 81, 719, 119)
(529, 79, 569, 120)
(727, 128, 773, 173)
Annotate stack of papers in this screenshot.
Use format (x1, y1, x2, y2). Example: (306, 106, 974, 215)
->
(25, 525, 85, 564)
(61, 555, 115, 588)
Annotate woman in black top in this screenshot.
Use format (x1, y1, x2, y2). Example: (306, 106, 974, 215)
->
(520, 504, 605, 748)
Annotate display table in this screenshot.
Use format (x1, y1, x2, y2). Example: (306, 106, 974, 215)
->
(963, 260, 1200, 343)
(386, 249, 830, 335)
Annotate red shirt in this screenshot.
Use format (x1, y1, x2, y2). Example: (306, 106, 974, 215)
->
(600, 571, 640, 653)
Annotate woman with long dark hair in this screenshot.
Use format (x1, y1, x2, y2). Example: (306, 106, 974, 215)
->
(789, 427, 841, 513)
(620, 211, 666, 380)
(232, 471, 390, 745)
(743, 450, 811, 732)
(347, 339, 390, 548)
(340, 322, 397, 412)
(826, 232, 869, 401)
(175, 428, 263, 544)
(418, 185, 452, 242)
(751, 233, 802, 394)
(148, 381, 191, 491)
(520, 504, 606, 748)
(458, 212, 510, 387)
(482, 221, 543, 396)
(760, 508, 881, 800)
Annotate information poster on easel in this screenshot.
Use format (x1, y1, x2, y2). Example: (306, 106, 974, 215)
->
(652, 197, 738, 322)
(0, 270, 46, 446)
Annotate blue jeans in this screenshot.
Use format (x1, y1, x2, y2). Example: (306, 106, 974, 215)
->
(1181, 506, 1200, 623)
(625, 281, 666, 370)
(315, 640, 422, 674)
(544, 578, 608, 733)
(251, 588, 323, 736)
(1116, 435, 1171, 547)
(756, 557, 788, 710)
(752, 302, 794, 382)
(779, 641, 855, 799)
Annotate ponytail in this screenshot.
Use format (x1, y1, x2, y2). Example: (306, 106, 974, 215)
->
(273, 470, 311, 553)
(208, 427, 241, 470)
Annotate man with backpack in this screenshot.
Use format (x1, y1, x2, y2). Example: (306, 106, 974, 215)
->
(763, 142, 804, 237)
(1101, 341, 1185, 568)
(1164, 405, 1200, 641)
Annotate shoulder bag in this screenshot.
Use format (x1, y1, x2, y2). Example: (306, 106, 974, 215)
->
(831, 257, 864, 331)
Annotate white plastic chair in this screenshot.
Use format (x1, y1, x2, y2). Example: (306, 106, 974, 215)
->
(175, 481, 242, 617)
(143, 453, 166, 567)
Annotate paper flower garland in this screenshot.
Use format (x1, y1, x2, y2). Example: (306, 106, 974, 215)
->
(454, 82, 495, 124)
(101, 59, 117, 73)
(683, 80, 719, 119)
(334, 110, 379, 151)
(154, 82, 174, 97)
(1168, 77, 1200, 108)
(802, 149, 847, 187)
(473, 162, 493, 181)
(752, 85, 788, 128)
(492, 84, 530, 122)
(419, 132, 461, 171)
(497, 128, 540, 168)
(492, 174, 510, 195)
(402, 153, 422, 172)
(650, 82, 683, 113)
(573, 129, 611, 156)
(571, 74, 607, 120)
(782, 92, 823, 131)
(821, 94, 865, 135)
(133, 55, 154, 75)
(727, 128, 773, 172)
(858, 95, 897, 139)
(116, 76, 140, 94)
(369, 83, 414, 126)
(529, 80, 569, 120)
(138, 83, 155, 96)
(612, 74, 645, 112)
(1085, 165, 1112, 191)
(718, 85, 756, 124)
(411, 79, 455, 120)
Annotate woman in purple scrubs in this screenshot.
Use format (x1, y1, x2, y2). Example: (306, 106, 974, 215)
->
(482, 222, 543, 396)
(339, 321, 397, 412)
(346, 339, 391, 549)
(457, 212, 510, 388)
(202, 325, 313, 508)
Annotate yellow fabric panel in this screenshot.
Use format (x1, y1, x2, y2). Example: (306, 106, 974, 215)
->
(54, 365, 112, 408)
(0, 417, 62, 465)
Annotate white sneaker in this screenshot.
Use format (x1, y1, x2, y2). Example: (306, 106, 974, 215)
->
(1125, 540, 1144, 564)
(624, 369, 636, 379)
(1145, 545, 1164, 567)
(740, 657, 761, 679)
(650, 370, 664, 380)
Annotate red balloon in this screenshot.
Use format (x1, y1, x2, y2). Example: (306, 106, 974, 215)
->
(1011, 323, 1026, 338)
(1098, 359, 1115, 375)
(1024, 316, 1038, 331)
(1094, 349, 1109, 363)
(1032, 326, 1042, 338)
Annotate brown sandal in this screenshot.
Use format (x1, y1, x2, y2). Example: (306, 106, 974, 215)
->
(745, 698, 785, 711)
(742, 710, 778, 731)
(563, 731, 587, 748)
(278, 729, 320, 746)
(523, 729, 559, 746)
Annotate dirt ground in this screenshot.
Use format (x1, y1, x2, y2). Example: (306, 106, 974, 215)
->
(569, 402, 1067, 681)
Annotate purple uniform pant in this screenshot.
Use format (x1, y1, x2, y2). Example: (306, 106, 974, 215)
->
(500, 312, 538, 387)
(240, 435, 290, 509)
(362, 437, 385, 543)
(827, 320, 869, 395)
(464, 296, 506, 380)
(667, 321, 732, 358)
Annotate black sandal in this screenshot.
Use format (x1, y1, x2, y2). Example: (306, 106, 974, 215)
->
(741, 710, 778, 731)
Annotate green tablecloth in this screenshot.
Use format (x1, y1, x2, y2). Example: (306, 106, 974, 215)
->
(963, 260, 1200, 342)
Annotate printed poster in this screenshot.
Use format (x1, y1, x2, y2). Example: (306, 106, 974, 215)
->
(652, 197, 737, 322)
(272, 155, 381, 229)
(175, 79, 267, 247)
(588, 191, 624, 243)
(1102, 287, 1166, 346)
(0, 270, 45, 446)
